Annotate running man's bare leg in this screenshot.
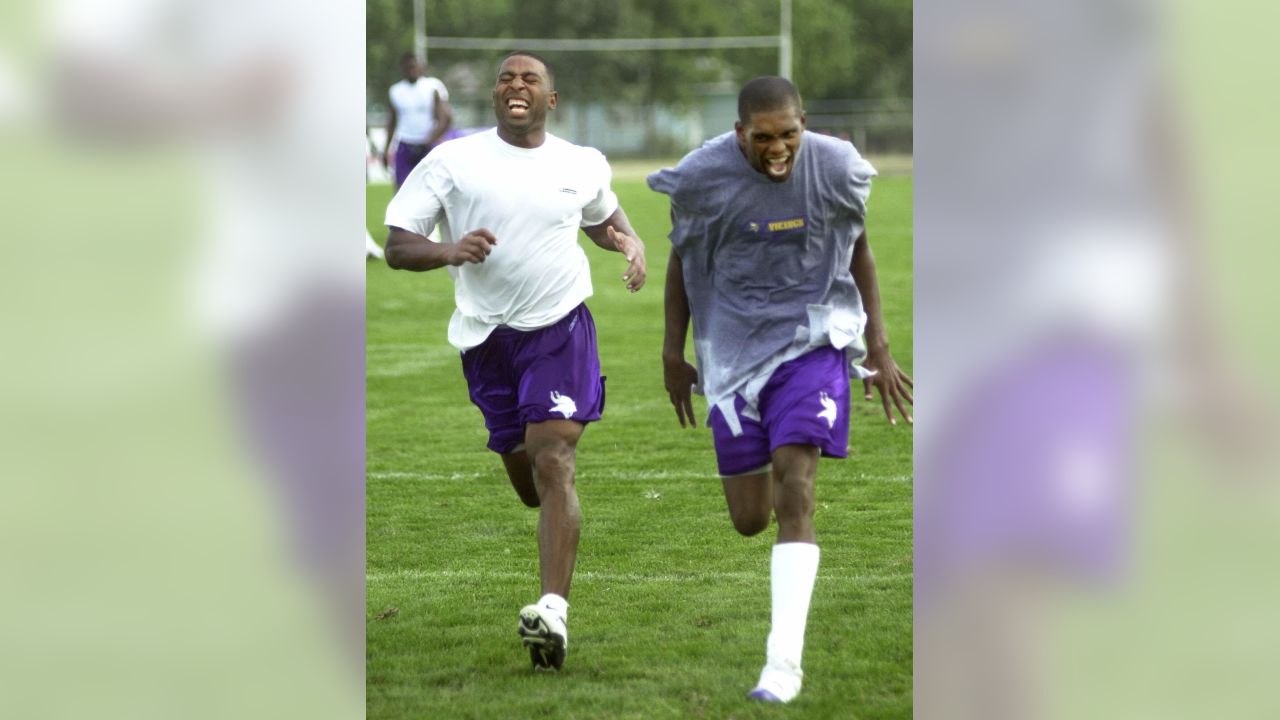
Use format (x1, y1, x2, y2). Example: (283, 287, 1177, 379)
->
(523, 419, 585, 599)
(721, 470, 773, 536)
(771, 444, 819, 544)
(501, 449, 540, 508)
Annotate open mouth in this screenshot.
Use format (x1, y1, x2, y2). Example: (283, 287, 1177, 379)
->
(765, 155, 791, 177)
(506, 98, 530, 118)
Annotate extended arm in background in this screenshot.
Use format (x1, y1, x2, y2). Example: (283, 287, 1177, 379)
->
(382, 102, 397, 169)
(384, 226, 495, 271)
(582, 206, 647, 292)
(852, 229, 914, 424)
(423, 90, 453, 148)
(662, 245, 699, 428)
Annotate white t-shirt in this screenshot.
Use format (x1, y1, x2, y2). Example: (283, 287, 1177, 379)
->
(388, 76, 448, 145)
(385, 129, 620, 350)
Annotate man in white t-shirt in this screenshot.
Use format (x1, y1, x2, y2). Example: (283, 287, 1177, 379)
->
(383, 51, 647, 672)
(384, 52, 452, 188)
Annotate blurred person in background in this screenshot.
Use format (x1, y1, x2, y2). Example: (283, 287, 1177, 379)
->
(649, 76, 912, 704)
(912, 0, 1176, 711)
(19, 0, 366, 715)
(383, 51, 452, 189)
(382, 51, 647, 672)
(914, 0, 1277, 717)
(49, 0, 368, 654)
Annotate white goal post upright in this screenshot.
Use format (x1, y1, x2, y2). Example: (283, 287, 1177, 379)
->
(414, 0, 426, 66)
(780, 0, 792, 79)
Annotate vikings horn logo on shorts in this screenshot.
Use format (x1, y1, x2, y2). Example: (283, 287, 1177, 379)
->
(817, 391, 837, 429)
(549, 391, 577, 419)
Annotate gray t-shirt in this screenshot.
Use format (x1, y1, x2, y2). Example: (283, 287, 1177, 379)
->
(648, 131, 877, 434)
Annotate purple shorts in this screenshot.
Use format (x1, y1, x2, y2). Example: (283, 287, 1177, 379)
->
(708, 345, 851, 477)
(393, 142, 430, 189)
(460, 304, 606, 454)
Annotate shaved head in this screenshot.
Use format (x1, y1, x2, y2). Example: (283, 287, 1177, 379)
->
(737, 76, 803, 124)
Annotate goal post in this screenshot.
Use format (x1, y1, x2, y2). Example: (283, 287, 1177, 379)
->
(418, 0, 794, 79)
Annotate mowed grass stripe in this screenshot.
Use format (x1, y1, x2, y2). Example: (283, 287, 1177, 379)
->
(368, 470, 912, 482)
(368, 568, 910, 585)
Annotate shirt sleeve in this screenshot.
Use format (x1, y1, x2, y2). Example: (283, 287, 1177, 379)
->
(384, 155, 449, 240)
(647, 165, 704, 256)
(647, 148, 702, 213)
(432, 78, 449, 102)
(646, 166, 678, 198)
(665, 201, 705, 257)
(836, 144, 878, 220)
(579, 150, 619, 226)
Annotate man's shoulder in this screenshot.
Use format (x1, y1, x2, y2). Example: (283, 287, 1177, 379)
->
(545, 132, 603, 154)
(544, 133, 609, 166)
(806, 132, 878, 168)
(802, 132, 876, 179)
(427, 129, 495, 163)
(648, 132, 738, 199)
(674, 133, 738, 177)
(682, 132, 736, 165)
(803, 131, 858, 159)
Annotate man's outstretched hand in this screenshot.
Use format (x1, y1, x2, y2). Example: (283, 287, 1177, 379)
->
(862, 346, 914, 425)
(607, 225, 647, 292)
(663, 353, 699, 428)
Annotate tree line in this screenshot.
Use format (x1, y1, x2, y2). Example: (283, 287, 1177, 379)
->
(367, 0, 911, 110)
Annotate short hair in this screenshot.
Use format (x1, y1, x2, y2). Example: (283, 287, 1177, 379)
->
(737, 76, 803, 124)
(400, 52, 419, 65)
(498, 50, 555, 86)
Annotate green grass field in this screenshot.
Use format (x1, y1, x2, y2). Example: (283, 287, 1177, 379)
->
(366, 171, 913, 719)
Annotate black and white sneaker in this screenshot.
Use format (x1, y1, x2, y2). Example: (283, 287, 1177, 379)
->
(517, 603, 568, 670)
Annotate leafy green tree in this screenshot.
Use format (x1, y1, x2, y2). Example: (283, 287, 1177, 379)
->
(367, 0, 911, 111)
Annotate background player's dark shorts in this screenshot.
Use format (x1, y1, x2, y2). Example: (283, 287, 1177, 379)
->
(393, 142, 430, 188)
(708, 345, 851, 476)
(460, 304, 606, 454)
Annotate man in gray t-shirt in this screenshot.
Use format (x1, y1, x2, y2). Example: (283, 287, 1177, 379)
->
(648, 77, 912, 704)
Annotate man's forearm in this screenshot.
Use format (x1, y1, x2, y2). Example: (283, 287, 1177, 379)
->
(385, 227, 452, 271)
(424, 102, 452, 147)
(424, 122, 450, 147)
(664, 249, 692, 357)
(851, 230, 890, 351)
(583, 207, 638, 252)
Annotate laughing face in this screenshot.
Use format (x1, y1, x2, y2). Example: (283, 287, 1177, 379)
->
(492, 54, 557, 147)
(736, 105, 806, 183)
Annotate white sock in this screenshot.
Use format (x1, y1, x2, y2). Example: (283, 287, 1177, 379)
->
(767, 543, 820, 668)
(538, 593, 568, 619)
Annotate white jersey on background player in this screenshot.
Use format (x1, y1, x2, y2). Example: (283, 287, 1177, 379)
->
(388, 74, 449, 147)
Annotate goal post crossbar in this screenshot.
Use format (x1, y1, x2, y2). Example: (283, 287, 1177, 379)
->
(425, 36, 782, 52)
